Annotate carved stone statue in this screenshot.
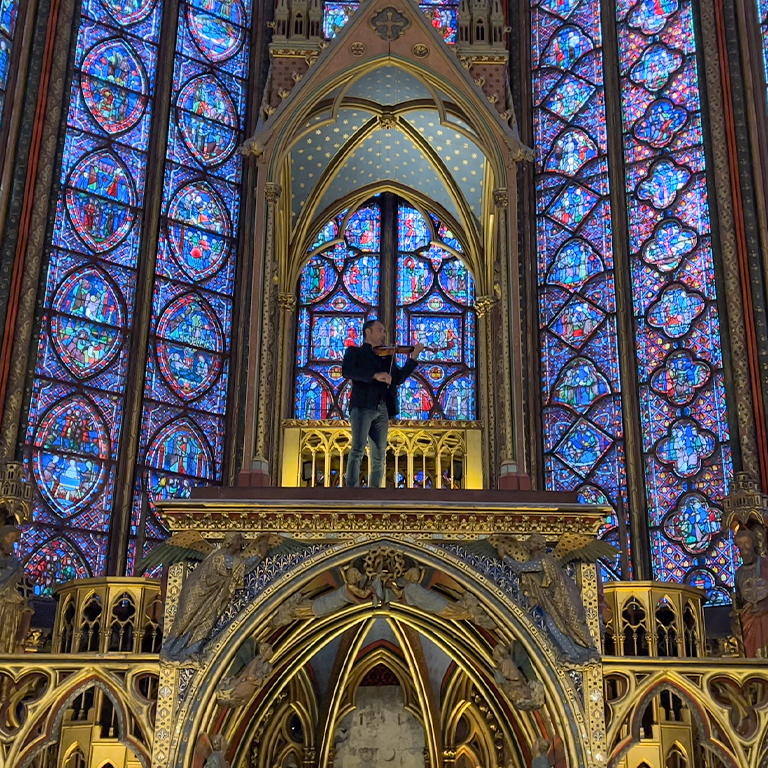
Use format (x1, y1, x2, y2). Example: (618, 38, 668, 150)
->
(531, 738, 552, 768)
(393, 567, 496, 629)
(734, 528, 768, 658)
(203, 734, 229, 768)
(495, 533, 611, 663)
(272, 567, 375, 626)
(0, 525, 32, 654)
(151, 532, 298, 662)
(216, 642, 274, 707)
(492, 643, 545, 711)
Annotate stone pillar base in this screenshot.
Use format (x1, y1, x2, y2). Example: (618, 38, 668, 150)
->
(498, 461, 531, 490)
(237, 458, 271, 487)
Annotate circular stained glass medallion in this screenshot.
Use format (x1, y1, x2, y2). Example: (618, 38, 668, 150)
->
(65, 149, 137, 253)
(186, 0, 246, 63)
(81, 39, 148, 135)
(167, 180, 231, 281)
(155, 293, 224, 400)
(144, 419, 213, 509)
(176, 74, 238, 166)
(32, 394, 110, 518)
(299, 256, 337, 304)
(50, 266, 125, 378)
(101, 0, 156, 25)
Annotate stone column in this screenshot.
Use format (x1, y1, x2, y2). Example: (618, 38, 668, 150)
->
(250, 181, 283, 486)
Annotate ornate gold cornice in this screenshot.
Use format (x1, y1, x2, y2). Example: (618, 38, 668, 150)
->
(157, 495, 608, 537)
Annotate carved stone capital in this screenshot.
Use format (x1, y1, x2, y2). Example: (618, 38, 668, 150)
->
(277, 292, 297, 313)
(474, 295, 498, 317)
(492, 188, 509, 208)
(265, 183, 283, 203)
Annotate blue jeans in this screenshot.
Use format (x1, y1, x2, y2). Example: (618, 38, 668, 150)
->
(345, 404, 388, 487)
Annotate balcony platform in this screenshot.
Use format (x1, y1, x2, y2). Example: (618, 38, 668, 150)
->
(158, 486, 608, 539)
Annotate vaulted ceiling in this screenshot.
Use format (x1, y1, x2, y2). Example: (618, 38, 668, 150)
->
(287, 65, 490, 241)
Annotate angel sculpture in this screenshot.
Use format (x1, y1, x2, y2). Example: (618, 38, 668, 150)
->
(143, 531, 301, 662)
(216, 641, 274, 707)
(272, 566, 375, 627)
(391, 567, 496, 629)
(492, 642, 545, 711)
(493, 533, 614, 663)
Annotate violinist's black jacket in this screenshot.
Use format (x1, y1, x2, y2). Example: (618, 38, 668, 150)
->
(342, 343, 417, 418)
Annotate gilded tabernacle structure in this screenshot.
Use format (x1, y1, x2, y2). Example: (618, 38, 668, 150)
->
(3, 0, 768, 764)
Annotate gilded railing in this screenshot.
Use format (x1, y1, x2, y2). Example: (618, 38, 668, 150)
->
(281, 420, 483, 488)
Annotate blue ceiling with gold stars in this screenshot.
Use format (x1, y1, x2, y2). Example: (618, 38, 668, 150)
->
(288, 66, 489, 233)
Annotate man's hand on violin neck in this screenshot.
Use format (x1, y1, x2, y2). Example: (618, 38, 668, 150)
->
(373, 372, 393, 385)
(410, 342, 425, 359)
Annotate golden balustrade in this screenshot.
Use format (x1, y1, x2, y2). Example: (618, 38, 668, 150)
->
(280, 420, 483, 488)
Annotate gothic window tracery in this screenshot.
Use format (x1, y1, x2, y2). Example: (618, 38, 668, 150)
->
(294, 197, 477, 421)
(533, 0, 736, 598)
(23, 0, 251, 589)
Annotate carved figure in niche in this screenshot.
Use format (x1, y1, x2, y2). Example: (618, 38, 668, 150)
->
(152, 531, 297, 661)
(493, 533, 614, 663)
(0, 525, 32, 654)
(216, 641, 274, 707)
(734, 528, 768, 658)
(272, 567, 375, 627)
(531, 738, 552, 768)
(391, 567, 496, 629)
(492, 642, 545, 711)
(200, 734, 229, 768)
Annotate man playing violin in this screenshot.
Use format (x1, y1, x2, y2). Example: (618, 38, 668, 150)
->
(342, 319, 424, 488)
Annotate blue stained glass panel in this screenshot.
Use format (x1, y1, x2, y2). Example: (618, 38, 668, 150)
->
(130, 0, 251, 565)
(323, 0, 459, 42)
(617, 0, 734, 599)
(395, 205, 476, 419)
(23, 0, 163, 591)
(533, 0, 631, 579)
(295, 205, 381, 419)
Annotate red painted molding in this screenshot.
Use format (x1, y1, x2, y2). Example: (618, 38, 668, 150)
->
(714, 0, 768, 488)
(0, 0, 62, 429)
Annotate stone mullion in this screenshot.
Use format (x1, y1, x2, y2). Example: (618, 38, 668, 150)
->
(0, 0, 80, 462)
(105, 0, 181, 575)
(697, 0, 763, 482)
(598, 0, 651, 579)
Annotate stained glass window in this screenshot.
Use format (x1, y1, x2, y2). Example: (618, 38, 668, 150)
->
(396, 206, 476, 420)
(294, 198, 477, 421)
(531, 0, 630, 578)
(323, 0, 458, 43)
(295, 205, 381, 420)
(22, 0, 163, 593)
(23, 0, 251, 590)
(0, 0, 20, 128)
(130, 0, 251, 571)
(617, 0, 734, 602)
(533, 0, 735, 596)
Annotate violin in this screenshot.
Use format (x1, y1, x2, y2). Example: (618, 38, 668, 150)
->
(373, 344, 443, 356)
(373, 344, 417, 356)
